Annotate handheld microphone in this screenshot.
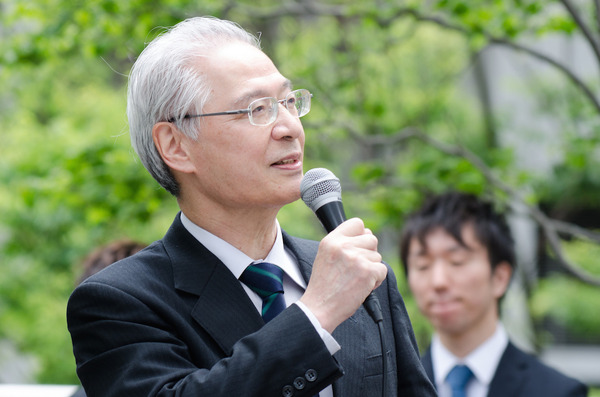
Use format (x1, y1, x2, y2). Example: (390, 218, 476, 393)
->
(300, 168, 383, 323)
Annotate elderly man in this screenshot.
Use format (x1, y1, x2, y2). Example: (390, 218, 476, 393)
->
(67, 16, 435, 397)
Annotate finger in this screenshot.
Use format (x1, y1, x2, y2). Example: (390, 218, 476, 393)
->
(348, 232, 379, 250)
(334, 218, 365, 237)
(362, 250, 383, 263)
(371, 262, 388, 289)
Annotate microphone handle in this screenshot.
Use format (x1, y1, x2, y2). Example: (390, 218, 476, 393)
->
(364, 293, 384, 323)
(315, 201, 346, 233)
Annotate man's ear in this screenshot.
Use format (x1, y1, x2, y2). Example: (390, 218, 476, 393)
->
(152, 122, 195, 174)
(492, 261, 513, 299)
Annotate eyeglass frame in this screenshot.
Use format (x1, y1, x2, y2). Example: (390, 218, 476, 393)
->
(169, 89, 312, 126)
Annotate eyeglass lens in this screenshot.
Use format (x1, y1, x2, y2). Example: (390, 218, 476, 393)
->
(248, 89, 311, 126)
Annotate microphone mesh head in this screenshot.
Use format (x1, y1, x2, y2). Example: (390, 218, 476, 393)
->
(300, 168, 342, 212)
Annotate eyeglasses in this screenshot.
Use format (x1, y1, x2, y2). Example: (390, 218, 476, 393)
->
(178, 89, 312, 126)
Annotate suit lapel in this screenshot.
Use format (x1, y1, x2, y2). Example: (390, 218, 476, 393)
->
(421, 348, 435, 382)
(487, 342, 528, 397)
(282, 231, 316, 284)
(190, 263, 265, 355)
(163, 213, 264, 356)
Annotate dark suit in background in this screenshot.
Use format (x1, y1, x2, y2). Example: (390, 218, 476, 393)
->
(421, 342, 588, 396)
(400, 192, 589, 397)
(68, 214, 435, 396)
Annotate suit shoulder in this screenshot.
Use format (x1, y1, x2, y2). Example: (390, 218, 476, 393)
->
(78, 240, 171, 288)
(524, 352, 587, 390)
(497, 343, 588, 395)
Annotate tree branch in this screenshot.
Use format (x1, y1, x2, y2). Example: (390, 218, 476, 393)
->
(595, 0, 600, 34)
(551, 219, 600, 244)
(490, 37, 600, 114)
(346, 125, 600, 286)
(403, 10, 600, 115)
(559, 0, 600, 65)
(239, 3, 600, 113)
(235, 0, 347, 18)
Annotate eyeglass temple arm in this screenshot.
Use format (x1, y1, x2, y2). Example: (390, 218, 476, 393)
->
(183, 109, 250, 119)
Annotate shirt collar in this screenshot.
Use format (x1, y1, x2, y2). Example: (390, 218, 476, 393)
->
(180, 212, 307, 288)
(431, 322, 509, 387)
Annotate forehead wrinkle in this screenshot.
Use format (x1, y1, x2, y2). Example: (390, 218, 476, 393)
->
(231, 79, 293, 108)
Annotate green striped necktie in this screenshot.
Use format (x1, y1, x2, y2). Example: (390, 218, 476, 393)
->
(240, 262, 286, 322)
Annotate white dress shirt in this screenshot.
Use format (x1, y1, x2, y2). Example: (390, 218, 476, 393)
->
(181, 212, 339, 397)
(431, 322, 509, 397)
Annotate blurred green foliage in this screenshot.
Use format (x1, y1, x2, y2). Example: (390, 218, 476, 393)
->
(0, 58, 178, 382)
(1, 0, 599, 387)
(531, 240, 600, 343)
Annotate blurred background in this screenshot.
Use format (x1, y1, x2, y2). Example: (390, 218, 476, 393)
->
(1, 0, 599, 393)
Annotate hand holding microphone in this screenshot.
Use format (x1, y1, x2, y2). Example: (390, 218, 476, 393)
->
(298, 168, 387, 332)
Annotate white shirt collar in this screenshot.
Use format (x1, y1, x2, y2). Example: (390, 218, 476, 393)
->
(432, 322, 509, 388)
(179, 212, 307, 288)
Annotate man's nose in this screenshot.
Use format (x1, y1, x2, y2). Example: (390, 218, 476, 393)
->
(271, 103, 303, 140)
(430, 262, 450, 288)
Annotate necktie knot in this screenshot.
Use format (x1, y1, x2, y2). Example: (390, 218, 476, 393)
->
(240, 262, 286, 322)
(446, 364, 473, 397)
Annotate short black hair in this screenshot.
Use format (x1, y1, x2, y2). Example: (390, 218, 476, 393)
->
(399, 191, 515, 277)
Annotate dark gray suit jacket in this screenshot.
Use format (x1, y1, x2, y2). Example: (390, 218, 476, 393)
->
(67, 213, 435, 397)
(421, 342, 588, 396)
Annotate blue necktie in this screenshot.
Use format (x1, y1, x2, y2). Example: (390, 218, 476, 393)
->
(240, 262, 286, 322)
(446, 364, 473, 397)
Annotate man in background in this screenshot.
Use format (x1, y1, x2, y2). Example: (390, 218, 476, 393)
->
(399, 191, 588, 396)
(70, 239, 147, 397)
(76, 239, 146, 284)
(67, 16, 435, 397)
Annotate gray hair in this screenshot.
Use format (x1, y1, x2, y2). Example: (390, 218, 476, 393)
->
(127, 16, 261, 196)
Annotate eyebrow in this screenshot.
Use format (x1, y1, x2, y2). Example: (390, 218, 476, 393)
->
(232, 79, 293, 108)
(409, 243, 467, 259)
